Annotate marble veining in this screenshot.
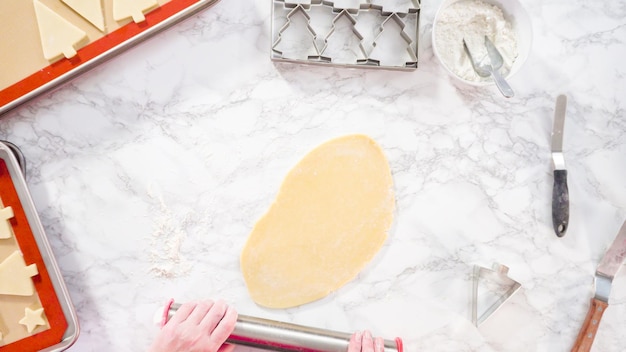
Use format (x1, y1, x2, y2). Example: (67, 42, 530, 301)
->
(0, 0, 625, 351)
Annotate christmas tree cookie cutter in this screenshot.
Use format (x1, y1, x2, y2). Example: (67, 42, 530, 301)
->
(272, 4, 324, 61)
(318, 9, 369, 63)
(368, 0, 420, 15)
(472, 263, 522, 326)
(270, 0, 420, 70)
(359, 12, 417, 67)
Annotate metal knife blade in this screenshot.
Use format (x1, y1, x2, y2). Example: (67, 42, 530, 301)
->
(551, 95, 567, 160)
(595, 220, 626, 298)
(571, 220, 626, 352)
(551, 95, 569, 237)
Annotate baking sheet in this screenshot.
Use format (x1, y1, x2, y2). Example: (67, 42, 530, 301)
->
(0, 199, 52, 346)
(0, 143, 78, 351)
(0, 0, 221, 116)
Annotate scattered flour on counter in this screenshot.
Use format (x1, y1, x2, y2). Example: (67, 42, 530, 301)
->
(434, 0, 518, 82)
(147, 187, 192, 279)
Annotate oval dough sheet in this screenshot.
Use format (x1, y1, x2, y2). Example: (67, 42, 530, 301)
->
(241, 134, 395, 308)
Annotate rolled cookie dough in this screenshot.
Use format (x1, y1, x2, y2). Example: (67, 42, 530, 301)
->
(33, 0, 88, 60)
(62, 0, 105, 32)
(19, 307, 46, 333)
(0, 251, 38, 296)
(0, 205, 14, 239)
(241, 135, 395, 308)
(113, 0, 159, 23)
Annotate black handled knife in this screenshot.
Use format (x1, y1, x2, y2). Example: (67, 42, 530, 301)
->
(551, 95, 569, 237)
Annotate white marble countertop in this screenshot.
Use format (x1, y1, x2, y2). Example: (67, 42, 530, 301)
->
(1, 0, 625, 351)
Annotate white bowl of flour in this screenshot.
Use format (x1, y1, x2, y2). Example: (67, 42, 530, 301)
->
(432, 0, 532, 86)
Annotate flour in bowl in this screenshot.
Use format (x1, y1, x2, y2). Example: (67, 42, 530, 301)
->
(434, 0, 518, 82)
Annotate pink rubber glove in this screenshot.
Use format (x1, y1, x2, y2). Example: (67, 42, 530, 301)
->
(348, 330, 385, 352)
(148, 300, 238, 352)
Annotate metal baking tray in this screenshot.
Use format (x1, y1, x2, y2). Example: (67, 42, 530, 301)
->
(271, 0, 420, 70)
(0, 0, 221, 117)
(0, 142, 79, 351)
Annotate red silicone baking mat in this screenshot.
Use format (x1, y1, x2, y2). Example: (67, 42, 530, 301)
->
(0, 159, 68, 351)
(0, 0, 220, 115)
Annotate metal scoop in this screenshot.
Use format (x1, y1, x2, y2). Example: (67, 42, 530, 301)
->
(463, 37, 514, 98)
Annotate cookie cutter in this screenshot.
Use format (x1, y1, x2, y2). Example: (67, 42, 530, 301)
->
(318, 10, 369, 63)
(273, 0, 420, 14)
(272, 4, 324, 61)
(368, 0, 420, 16)
(471, 263, 522, 326)
(270, 0, 420, 70)
(361, 12, 417, 68)
(324, 0, 363, 15)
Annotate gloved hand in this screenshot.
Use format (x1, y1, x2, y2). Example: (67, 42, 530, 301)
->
(148, 300, 238, 352)
(348, 330, 385, 352)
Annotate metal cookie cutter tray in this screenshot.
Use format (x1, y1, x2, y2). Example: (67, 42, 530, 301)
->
(0, 142, 79, 351)
(271, 0, 420, 70)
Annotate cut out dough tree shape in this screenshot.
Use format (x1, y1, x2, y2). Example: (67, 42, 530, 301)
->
(113, 0, 159, 23)
(33, 0, 88, 60)
(62, 0, 105, 32)
(0, 251, 38, 296)
(19, 307, 47, 333)
(0, 206, 14, 239)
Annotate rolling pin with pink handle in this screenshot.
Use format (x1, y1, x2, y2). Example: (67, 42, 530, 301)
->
(154, 299, 403, 352)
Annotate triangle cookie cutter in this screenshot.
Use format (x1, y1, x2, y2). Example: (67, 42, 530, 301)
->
(472, 263, 521, 326)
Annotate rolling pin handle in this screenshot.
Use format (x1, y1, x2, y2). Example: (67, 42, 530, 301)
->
(395, 337, 403, 352)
